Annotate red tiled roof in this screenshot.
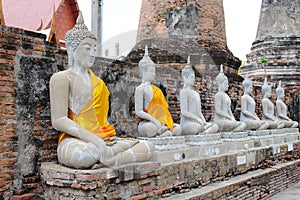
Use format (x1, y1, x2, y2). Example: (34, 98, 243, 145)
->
(2, 0, 79, 31)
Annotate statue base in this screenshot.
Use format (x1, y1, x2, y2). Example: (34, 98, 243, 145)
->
(40, 128, 300, 199)
(41, 139, 300, 200)
(137, 136, 187, 150)
(220, 131, 250, 142)
(137, 129, 299, 163)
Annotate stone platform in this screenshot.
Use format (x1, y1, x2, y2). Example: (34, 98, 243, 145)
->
(138, 128, 299, 163)
(41, 128, 300, 199)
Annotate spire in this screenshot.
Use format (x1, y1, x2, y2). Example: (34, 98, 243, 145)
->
(145, 45, 149, 56)
(182, 55, 194, 79)
(77, 11, 84, 24)
(183, 55, 193, 71)
(65, 11, 97, 52)
(263, 77, 268, 86)
(220, 64, 224, 73)
(0, 0, 5, 25)
(276, 80, 284, 96)
(48, 5, 58, 44)
(187, 55, 191, 65)
(139, 45, 155, 71)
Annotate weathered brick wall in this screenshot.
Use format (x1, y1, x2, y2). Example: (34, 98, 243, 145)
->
(137, 0, 227, 48)
(133, 0, 240, 73)
(0, 24, 247, 199)
(93, 58, 244, 136)
(0, 23, 290, 199)
(0, 25, 67, 199)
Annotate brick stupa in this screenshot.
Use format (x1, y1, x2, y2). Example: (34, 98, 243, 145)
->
(126, 0, 240, 74)
(241, 0, 300, 123)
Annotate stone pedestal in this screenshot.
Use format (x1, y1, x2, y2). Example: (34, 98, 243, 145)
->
(137, 128, 299, 163)
(138, 136, 187, 151)
(41, 140, 300, 200)
(185, 133, 222, 146)
(248, 130, 273, 147)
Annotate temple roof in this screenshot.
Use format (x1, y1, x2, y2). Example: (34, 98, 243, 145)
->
(2, 0, 79, 31)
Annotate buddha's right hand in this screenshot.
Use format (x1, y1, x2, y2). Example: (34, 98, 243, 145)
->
(197, 118, 204, 126)
(93, 139, 113, 164)
(153, 119, 163, 134)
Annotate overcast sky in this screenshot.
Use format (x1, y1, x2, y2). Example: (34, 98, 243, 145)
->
(77, 0, 262, 61)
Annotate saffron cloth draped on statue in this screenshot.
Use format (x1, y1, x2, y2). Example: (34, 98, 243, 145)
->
(58, 70, 116, 144)
(144, 84, 174, 131)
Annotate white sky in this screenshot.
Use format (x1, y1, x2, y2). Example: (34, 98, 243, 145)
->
(77, 0, 262, 61)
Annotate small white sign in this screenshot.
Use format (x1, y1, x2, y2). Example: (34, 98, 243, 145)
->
(237, 155, 247, 165)
(273, 146, 281, 155)
(215, 148, 220, 155)
(288, 143, 293, 151)
(174, 152, 183, 161)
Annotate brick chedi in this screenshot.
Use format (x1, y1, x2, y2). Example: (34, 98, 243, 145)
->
(123, 0, 243, 125)
(241, 0, 300, 123)
(126, 0, 240, 74)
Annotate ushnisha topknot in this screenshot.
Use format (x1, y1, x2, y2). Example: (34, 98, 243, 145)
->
(182, 55, 194, 78)
(139, 45, 155, 72)
(65, 12, 97, 52)
(216, 64, 228, 86)
(276, 80, 284, 96)
(242, 75, 252, 88)
(262, 77, 271, 96)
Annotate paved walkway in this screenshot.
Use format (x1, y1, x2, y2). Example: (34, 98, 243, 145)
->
(267, 181, 300, 200)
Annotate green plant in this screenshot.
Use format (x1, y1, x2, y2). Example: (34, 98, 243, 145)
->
(260, 57, 267, 63)
(156, 8, 167, 22)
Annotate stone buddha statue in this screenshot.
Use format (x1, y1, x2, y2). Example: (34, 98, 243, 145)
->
(214, 65, 246, 132)
(180, 56, 218, 135)
(276, 81, 298, 128)
(240, 76, 269, 130)
(135, 46, 182, 137)
(49, 12, 154, 169)
(261, 78, 284, 129)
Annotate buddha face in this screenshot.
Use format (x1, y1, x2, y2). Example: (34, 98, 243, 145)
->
(221, 79, 229, 91)
(142, 66, 155, 82)
(264, 88, 271, 98)
(277, 90, 284, 99)
(73, 37, 97, 69)
(245, 84, 252, 94)
(183, 73, 195, 87)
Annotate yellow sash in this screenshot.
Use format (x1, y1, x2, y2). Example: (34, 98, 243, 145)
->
(58, 70, 116, 144)
(145, 84, 174, 131)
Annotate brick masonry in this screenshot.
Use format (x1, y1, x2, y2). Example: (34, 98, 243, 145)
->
(41, 142, 300, 199)
(0, 9, 299, 200)
(0, 25, 67, 199)
(241, 0, 300, 123)
(129, 0, 240, 73)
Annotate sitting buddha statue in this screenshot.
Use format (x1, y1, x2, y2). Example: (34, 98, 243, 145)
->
(275, 81, 298, 128)
(180, 56, 218, 135)
(240, 76, 269, 130)
(135, 46, 182, 137)
(261, 78, 284, 129)
(214, 65, 246, 132)
(49, 12, 154, 169)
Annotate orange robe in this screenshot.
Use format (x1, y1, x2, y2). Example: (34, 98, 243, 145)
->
(58, 70, 116, 145)
(143, 84, 174, 131)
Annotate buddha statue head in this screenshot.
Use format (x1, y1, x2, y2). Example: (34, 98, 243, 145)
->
(139, 45, 155, 82)
(276, 80, 284, 99)
(242, 75, 253, 94)
(182, 56, 195, 87)
(216, 65, 228, 92)
(262, 77, 271, 98)
(65, 12, 97, 68)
